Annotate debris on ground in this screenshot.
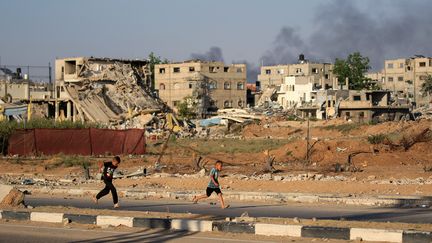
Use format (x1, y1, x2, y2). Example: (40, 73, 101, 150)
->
(0, 185, 25, 208)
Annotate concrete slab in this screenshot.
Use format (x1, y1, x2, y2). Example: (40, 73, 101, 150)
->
(0, 184, 13, 202)
(171, 219, 212, 232)
(1, 211, 30, 221)
(350, 228, 402, 242)
(97, 215, 133, 227)
(302, 226, 350, 240)
(402, 231, 432, 243)
(212, 222, 255, 234)
(31, 212, 64, 223)
(64, 214, 97, 225)
(255, 223, 302, 237)
(133, 218, 171, 229)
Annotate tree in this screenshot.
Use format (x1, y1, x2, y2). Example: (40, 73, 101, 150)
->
(148, 52, 168, 90)
(333, 52, 373, 90)
(177, 96, 197, 119)
(420, 75, 432, 102)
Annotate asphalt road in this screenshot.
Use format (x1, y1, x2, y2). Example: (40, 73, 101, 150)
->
(26, 195, 432, 224)
(0, 222, 342, 243)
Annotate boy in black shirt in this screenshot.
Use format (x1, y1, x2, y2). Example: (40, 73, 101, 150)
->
(93, 156, 121, 208)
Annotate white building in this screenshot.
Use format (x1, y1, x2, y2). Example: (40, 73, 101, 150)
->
(277, 76, 315, 109)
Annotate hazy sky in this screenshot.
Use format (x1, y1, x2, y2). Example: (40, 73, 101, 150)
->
(1, 0, 431, 81)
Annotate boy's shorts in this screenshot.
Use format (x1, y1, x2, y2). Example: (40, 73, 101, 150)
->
(206, 187, 222, 196)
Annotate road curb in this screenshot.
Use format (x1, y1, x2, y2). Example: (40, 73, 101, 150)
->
(19, 185, 432, 207)
(1, 209, 431, 242)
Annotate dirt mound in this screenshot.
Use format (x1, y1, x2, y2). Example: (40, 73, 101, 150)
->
(1, 188, 25, 208)
(242, 123, 302, 138)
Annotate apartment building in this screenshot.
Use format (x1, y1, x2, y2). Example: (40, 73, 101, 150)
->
(369, 55, 432, 106)
(155, 60, 247, 114)
(257, 55, 334, 90)
(277, 76, 315, 110)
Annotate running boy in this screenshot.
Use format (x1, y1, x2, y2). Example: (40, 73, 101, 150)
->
(192, 161, 229, 209)
(93, 156, 121, 208)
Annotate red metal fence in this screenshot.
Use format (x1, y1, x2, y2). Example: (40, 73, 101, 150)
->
(8, 128, 146, 156)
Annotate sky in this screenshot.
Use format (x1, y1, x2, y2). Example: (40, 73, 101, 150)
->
(1, 0, 432, 82)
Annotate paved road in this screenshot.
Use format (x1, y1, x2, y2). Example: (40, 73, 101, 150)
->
(26, 195, 432, 224)
(0, 222, 345, 243)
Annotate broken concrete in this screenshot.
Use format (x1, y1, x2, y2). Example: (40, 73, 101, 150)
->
(0, 185, 25, 208)
(57, 57, 168, 126)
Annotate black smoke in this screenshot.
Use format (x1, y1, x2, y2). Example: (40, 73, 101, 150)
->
(262, 0, 432, 70)
(190, 46, 224, 62)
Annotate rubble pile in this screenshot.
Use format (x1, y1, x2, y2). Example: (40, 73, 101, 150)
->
(0, 184, 25, 208)
(413, 104, 432, 120)
(65, 60, 167, 125)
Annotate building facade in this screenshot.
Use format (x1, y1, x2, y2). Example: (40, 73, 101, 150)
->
(257, 56, 334, 90)
(277, 76, 315, 109)
(155, 60, 247, 114)
(368, 55, 432, 106)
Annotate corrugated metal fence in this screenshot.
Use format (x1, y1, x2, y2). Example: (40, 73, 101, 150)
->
(8, 128, 145, 156)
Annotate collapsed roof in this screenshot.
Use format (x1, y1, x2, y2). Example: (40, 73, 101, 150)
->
(60, 57, 167, 124)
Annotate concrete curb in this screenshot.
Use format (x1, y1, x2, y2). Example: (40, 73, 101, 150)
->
(19, 185, 432, 207)
(1, 210, 431, 242)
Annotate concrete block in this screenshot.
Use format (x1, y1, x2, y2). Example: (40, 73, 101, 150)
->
(255, 223, 302, 237)
(1, 211, 30, 221)
(350, 228, 402, 242)
(133, 218, 171, 229)
(171, 219, 212, 232)
(402, 230, 432, 243)
(64, 214, 97, 225)
(212, 221, 255, 234)
(31, 212, 64, 223)
(302, 226, 350, 240)
(0, 184, 13, 202)
(97, 216, 133, 227)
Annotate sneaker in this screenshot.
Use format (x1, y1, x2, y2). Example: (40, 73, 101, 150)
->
(114, 203, 120, 208)
(92, 196, 98, 204)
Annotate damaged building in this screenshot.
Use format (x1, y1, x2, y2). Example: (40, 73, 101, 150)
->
(257, 54, 335, 91)
(155, 60, 247, 117)
(55, 57, 167, 125)
(297, 90, 410, 123)
(367, 55, 432, 106)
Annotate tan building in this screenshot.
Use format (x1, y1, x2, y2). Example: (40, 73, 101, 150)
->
(155, 60, 247, 114)
(257, 56, 334, 90)
(369, 55, 432, 106)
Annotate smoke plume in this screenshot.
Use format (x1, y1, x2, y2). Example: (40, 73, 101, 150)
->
(190, 46, 224, 62)
(262, 0, 432, 70)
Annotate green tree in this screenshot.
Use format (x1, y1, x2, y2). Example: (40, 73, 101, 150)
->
(177, 96, 197, 119)
(421, 75, 432, 102)
(333, 52, 374, 90)
(148, 52, 168, 89)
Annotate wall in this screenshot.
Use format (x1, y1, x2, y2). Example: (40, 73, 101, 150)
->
(155, 61, 247, 111)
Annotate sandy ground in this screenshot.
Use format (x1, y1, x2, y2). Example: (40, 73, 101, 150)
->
(1, 119, 432, 197)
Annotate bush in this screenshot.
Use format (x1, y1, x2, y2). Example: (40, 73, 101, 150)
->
(367, 134, 387, 144)
(52, 154, 91, 168)
(323, 123, 360, 133)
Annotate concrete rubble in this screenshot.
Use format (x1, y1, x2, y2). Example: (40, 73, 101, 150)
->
(0, 184, 25, 208)
(62, 58, 168, 126)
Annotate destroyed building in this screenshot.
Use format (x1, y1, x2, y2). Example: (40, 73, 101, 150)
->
(155, 60, 247, 117)
(297, 90, 410, 122)
(55, 57, 166, 125)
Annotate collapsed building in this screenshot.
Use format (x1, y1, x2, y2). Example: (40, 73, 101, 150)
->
(55, 57, 167, 126)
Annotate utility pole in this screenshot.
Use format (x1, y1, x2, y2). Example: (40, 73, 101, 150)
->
(306, 115, 311, 164)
